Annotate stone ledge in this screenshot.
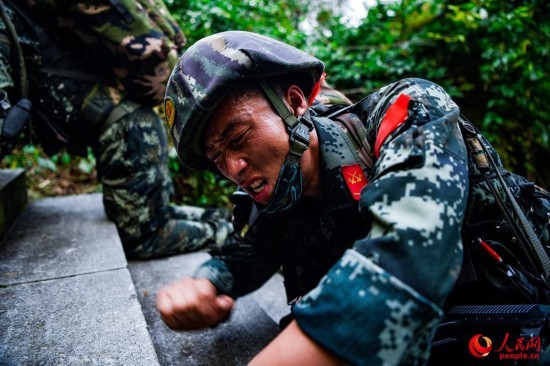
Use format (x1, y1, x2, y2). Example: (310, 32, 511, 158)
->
(0, 194, 127, 286)
(0, 194, 159, 365)
(0, 269, 159, 366)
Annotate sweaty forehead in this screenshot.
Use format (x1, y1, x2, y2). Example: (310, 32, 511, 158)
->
(203, 85, 267, 147)
(204, 120, 240, 151)
(203, 92, 240, 148)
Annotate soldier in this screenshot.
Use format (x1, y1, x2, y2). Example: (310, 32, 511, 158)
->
(156, 31, 470, 364)
(0, 0, 231, 259)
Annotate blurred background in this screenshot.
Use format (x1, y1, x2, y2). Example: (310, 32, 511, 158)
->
(2, 0, 548, 207)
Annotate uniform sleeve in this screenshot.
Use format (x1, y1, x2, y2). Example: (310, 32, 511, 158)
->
(194, 198, 284, 299)
(293, 78, 469, 365)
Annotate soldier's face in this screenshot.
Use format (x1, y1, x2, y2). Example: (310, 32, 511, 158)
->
(204, 87, 292, 205)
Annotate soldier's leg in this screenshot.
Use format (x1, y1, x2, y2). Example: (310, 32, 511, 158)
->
(93, 103, 231, 259)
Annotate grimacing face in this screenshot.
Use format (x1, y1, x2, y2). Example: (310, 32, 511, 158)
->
(203, 84, 319, 205)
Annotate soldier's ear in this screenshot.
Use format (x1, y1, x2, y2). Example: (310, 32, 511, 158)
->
(285, 85, 308, 117)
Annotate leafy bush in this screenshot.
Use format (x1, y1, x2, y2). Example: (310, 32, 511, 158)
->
(1, 145, 100, 200)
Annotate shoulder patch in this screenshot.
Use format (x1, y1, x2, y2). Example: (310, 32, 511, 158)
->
(164, 96, 176, 129)
(342, 164, 368, 201)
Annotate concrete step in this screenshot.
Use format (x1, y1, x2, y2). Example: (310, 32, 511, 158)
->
(0, 194, 158, 365)
(0, 193, 286, 365)
(243, 271, 288, 326)
(0, 169, 27, 240)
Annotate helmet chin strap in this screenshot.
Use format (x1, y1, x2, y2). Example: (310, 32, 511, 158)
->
(257, 80, 313, 215)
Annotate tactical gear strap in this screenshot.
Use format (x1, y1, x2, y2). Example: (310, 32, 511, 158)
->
(80, 87, 115, 128)
(257, 79, 298, 128)
(80, 86, 140, 135)
(288, 115, 313, 158)
(324, 93, 375, 120)
(101, 101, 141, 134)
(459, 117, 550, 284)
(39, 67, 109, 86)
(0, 0, 27, 99)
(256, 80, 314, 214)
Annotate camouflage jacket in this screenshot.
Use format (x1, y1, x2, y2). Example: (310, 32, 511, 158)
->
(195, 78, 469, 365)
(6, 0, 185, 106)
(0, 0, 184, 154)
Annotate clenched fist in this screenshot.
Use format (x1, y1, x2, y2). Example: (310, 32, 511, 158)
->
(156, 277, 234, 330)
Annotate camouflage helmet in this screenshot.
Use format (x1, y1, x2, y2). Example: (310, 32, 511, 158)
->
(164, 31, 325, 170)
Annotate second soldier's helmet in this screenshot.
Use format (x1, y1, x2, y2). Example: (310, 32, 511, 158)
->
(164, 31, 325, 170)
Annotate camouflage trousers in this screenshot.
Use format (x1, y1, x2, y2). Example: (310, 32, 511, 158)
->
(92, 103, 231, 259)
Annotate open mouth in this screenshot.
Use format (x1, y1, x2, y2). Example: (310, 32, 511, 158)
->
(248, 179, 267, 194)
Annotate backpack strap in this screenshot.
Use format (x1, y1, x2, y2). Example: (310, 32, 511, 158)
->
(311, 95, 375, 172)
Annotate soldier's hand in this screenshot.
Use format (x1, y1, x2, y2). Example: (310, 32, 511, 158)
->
(156, 277, 234, 331)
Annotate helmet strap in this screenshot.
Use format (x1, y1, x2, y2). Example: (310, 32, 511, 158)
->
(257, 80, 314, 214)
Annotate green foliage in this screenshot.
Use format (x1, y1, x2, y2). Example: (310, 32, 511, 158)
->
(7, 0, 550, 203)
(165, 0, 310, 46)
(2, 145, 57, 172)
(2, 145, 96, 175)
(168, 0, 550, 186)
(475, 2, 549, 173)
(306, 0, 550, 183)
(167, 149, 236, 208)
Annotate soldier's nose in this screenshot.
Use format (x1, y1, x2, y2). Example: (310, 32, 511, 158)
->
(224, 155, 247, 182)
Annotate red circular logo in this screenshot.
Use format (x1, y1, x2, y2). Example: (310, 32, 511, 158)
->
(469, 334, 493, 358)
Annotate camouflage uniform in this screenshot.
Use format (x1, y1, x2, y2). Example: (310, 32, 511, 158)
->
(193, 77, 469, 365)
(0, 0, 230, 258)
(163, 31, 470, 364)
(20, 0, 186, 107)
(168, 31, 550, 364)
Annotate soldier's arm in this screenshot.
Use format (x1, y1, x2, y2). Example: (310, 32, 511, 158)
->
(286, 78, 469, 364)
(156, 231, 282, 332)
(193, 215, 284, 299)
(250, 320, 347, 366)
(181, 191, 283, 300)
